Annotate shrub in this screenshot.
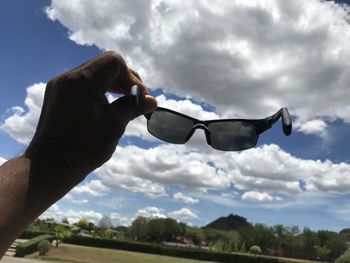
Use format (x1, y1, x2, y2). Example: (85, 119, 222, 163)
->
(249, 245, 262, 255)
(53, 225, 72, 247)
(64, 235, 279, 263)
(37, 240, 51, 256)
(336, 249, 350, 263)
(16, 234, 54, 257)
(19, 230, 53, 239)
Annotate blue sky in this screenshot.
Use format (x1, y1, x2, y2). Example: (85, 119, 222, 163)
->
(1, 0, 350, 231)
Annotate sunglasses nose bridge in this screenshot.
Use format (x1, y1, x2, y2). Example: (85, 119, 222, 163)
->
(184, 123, 212, 145)
(192, 123, 211, 134)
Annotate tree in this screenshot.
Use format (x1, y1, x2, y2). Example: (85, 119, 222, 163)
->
(130, 216, 149, 241)
(336, 250, 350, 263)
(163, 218, 182, 241)
(252, 224, 275, 253)
(210, 240, 226, 252)
(302, 227, 320, 259)
(148, 218, 165, 242)
(314, 245, 331, 261)
(249, 245, 262, 255)
(53, 225, 72, 247)
(273, 224, 287, 256)
(76, 218, 89, 230)
(240, 242, 247, 253)
(186, 227, 204, 245)
(61, 217, 69, 224)
(324, 232, 347, 260)
(98, 215, 113, 229)
(28, 219, 51, 232)
(204, 228, 239, 243)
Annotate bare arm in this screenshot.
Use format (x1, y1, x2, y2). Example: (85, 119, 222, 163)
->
(0, 51, 157, 257)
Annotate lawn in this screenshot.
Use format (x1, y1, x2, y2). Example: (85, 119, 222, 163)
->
(27, 243, 216, 263)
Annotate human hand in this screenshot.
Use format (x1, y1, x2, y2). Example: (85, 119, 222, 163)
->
(25, 51, 157, 178)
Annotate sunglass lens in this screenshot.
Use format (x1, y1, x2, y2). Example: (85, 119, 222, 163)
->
(207, 121, 258, 151)
(147, 109, 194, 144)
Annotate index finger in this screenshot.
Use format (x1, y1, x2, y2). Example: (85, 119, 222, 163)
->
(65, 51, 127, 94)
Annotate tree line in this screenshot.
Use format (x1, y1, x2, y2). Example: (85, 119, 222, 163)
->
(28, 216, 349, 262)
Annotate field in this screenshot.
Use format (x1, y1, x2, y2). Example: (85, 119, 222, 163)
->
(26, 243, 323, 263)
(26, 244, 216, 263)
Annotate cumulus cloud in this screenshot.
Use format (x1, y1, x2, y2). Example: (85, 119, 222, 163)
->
(96, 143, 350, 198)
(241, 191, 275, 202)
(133, 206, 198, 222)
(135, 206, 166, 218)
(71, 199, 88, 204)
(45, 0, 350, 128)
(96, 144, 231, 197)
(63, 193, 89, 204)
(173, 192, 199, 204)
(72, 179, 109, 196)
(40, 204, 103, 224)
(168, 208, 198, 220)
(1, 83, 45, 145)
(295, 119, 328, 135)
(0, 157, 7, 166)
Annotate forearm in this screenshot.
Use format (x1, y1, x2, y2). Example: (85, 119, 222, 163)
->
(0, 156, 84, 257)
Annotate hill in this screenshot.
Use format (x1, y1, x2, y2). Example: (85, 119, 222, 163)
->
(339, 228, 350, 241)
(203, 214, 251, 231)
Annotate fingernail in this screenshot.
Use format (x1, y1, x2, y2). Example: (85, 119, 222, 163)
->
(131, 85, 140, 106)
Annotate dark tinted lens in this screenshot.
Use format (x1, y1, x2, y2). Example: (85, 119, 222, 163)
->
(208, 121, 258, 151)
(147, 109, 194, 144)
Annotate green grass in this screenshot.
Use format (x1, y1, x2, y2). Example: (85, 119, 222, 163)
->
(26, 243, 322, 263)
(27, 243, 216, 263)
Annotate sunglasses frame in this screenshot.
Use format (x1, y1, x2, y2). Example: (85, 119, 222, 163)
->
(144, 107, 292, 151)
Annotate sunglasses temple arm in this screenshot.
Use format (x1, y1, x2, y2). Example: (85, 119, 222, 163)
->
(266, 108, 292, 136)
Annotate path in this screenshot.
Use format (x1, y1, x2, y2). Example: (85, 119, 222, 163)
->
(0, 256, 48, 263)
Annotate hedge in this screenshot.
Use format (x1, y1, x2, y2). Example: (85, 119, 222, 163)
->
(64, 236, 278, 263)
(15, 234, 54, 257)
(19, 230, 53, 239)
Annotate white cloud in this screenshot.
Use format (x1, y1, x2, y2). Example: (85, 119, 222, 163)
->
(168, 208, 198, 220)
(132, 206, 198, 222)
(0, 157, 7, 166)
(45, 0, 350, 128)
(63, 193, 88, 204)
(71, 199, 88, 204)
(295, 119, 328, 135)
(40, 204, 103, 224)
(1, 68, 349, 208)
(173, 192, 199, 204)
(1, 83, 45, 145)
(96, 144, 231, 197)
(97, 143, 350, 198)
(135, 206, 166, 218)
(72, 179, 109, 196)
(110, 212, 130, 225)
(241, 191, 275, 202)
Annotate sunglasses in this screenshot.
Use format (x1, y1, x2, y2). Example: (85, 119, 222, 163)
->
(144, 107, 292, 151)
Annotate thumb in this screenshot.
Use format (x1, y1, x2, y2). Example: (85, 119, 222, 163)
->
(108, 94, 157, 125)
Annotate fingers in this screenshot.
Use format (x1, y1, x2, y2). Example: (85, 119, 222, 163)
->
(112, 64, 149, 97)
(71, 51, 125, 93)
(130, 68, 142, 82)
(108, 95, 158, 126)
(58, 51, 149, 99)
